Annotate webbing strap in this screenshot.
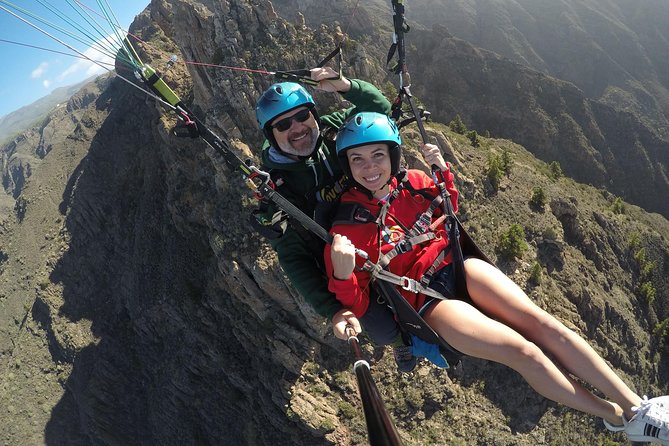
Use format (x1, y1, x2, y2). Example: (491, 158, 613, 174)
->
(378, 232, 436, 268)
(420, 248, 447, 287)
(362, 260, 449, 301)
(274, 45, 343, 86)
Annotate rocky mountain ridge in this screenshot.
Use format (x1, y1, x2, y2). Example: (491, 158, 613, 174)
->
(274, 0, 669, 218)
(0, 78, 95, 144)
(0, 0, 668, 445)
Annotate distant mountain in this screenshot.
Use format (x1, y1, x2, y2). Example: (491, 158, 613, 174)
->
(273, 0, 669, 217)
(402, 0, 669, 135)
(0, 77, 94, 143)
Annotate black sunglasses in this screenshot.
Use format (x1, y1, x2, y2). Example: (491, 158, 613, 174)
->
(271, 109, 311, 132)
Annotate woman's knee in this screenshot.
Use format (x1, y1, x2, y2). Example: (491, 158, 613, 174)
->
(521, 310, 572, 347)
(501, 339, 550, 372)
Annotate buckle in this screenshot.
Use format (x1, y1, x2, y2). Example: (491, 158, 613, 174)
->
(400, 276, 419, 292)
(396, 239, 412, 254)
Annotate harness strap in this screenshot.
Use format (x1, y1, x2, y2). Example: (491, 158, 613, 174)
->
(378, 177, 445, 272)
(407, 194, 442, 236)
(274, 45, 343, 86)
(378, 232, 436, 267)
(420, 247, 447, 287)
(361, 260, 450, 301)
(374, 181, 404, 226)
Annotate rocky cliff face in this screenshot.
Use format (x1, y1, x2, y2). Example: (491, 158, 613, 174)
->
(0, 1, 668, 445)
(277, 0, 669, 219)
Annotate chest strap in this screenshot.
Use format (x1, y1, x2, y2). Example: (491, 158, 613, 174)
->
(378, 193, 443, 268)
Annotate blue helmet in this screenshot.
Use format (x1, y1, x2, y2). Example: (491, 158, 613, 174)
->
(255, 82, 319, 154)
(256, 82, 316, 126)
(336, 112, 403, 180)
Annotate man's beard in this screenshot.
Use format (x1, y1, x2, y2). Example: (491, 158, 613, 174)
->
(277, 126, 320, 157)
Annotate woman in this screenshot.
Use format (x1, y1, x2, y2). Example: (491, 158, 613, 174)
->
(324, 111, 669, 444)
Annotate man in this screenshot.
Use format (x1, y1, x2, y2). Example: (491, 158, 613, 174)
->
(253, 67, 416, 371)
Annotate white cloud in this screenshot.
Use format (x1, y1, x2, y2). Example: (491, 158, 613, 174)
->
(31, 62, 49, 79)
(42, 79, 52, 89)
(55, 34, 118, 83)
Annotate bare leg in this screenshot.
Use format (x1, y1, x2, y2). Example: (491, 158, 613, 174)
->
(463, 257, 641, 420)
(423, 298, 625, 423)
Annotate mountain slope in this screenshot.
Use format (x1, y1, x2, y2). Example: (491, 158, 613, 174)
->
(0, 1, 668, 445)
(0, 78, 94, 144)
(404, 0, 669, 132)
(406, 29, 669, 217)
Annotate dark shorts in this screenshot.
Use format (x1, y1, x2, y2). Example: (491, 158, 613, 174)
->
(360, 264, 457, 345)
(359, 290, 402, 346)
(419, 264, 456, 315)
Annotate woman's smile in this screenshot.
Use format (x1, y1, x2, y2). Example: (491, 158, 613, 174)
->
(346, 143, 392, 198)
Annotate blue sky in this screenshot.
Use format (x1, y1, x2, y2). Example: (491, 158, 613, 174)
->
(0, 0, 149, 117)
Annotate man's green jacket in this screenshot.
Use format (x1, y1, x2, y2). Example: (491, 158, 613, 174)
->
(258, 79, 391, 319)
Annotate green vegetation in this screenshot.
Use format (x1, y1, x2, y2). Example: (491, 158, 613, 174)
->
(337, 401, 357, 419)
(549, 161, 563, 179)
(501, 148, 513, 176)
(466, 130, 480, 147)
(612, 196, 626, 214)
(498, 224, 528, 259)
(530, 186, 547, 210)
(655, 318, 669, 338)
(639, 281, 656, 304)
(529, 261, 543, 285)
(640, 260, 656, 279)
(319, 417, 336, 432)
(633, 247, 656, 279)
(628, 232, 641, 250)
(627, 237, 663, 310)
(449, 114, 467, 134)
(486, 153, 504, 192)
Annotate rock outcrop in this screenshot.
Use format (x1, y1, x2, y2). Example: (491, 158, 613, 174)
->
(0, 1, 668, 445)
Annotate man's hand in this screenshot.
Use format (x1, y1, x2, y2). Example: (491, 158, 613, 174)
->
(332, 309, 362, 340)
(311, 67, 351, 93)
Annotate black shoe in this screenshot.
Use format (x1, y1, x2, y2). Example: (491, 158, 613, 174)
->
(393, 345, 416, 373)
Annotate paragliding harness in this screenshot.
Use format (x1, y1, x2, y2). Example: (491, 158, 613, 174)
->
(330, 169, 488, 368)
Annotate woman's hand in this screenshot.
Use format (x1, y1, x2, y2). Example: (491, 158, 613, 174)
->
(311, 67, 351, 93)
(420, 142, 447, 171)
(331, 309, 362, 340)
(330, 234, 356, 281)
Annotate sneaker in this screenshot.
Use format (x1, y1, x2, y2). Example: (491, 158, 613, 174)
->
(392, 345, 416, 373)
(604, 396, 669, 445)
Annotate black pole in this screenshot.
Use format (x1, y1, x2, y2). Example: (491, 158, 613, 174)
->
(346, 329, 404, 446)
